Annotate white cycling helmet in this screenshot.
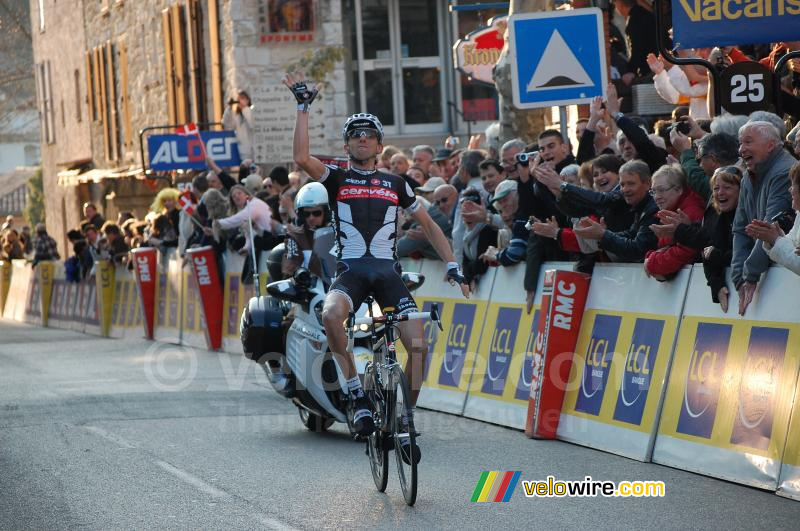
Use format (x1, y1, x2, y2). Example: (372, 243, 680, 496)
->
(342, 113, 384, 143)
(295, 182, 329, 209)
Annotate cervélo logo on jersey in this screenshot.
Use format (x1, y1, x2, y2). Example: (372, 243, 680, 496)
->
(337, 183, 399, 204)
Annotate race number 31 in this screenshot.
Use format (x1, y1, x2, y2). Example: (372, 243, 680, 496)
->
(720, 62, 774, 115)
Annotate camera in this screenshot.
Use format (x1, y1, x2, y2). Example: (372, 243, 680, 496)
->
(669, 121, 692, 136)
(770, 210, 796, 233)
(515, 151, 539, 167)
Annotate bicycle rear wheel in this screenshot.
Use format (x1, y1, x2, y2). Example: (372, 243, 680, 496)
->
(391, 368, 417, 506)
(364, 363, 388, 492)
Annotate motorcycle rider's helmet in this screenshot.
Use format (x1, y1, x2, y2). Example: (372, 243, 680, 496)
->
(341, 113, 384, 143)
(267, 242, 285, 282)
(295, 182, 331, 226)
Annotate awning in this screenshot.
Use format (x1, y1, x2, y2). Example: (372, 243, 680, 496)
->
(57, 167, 145, 186)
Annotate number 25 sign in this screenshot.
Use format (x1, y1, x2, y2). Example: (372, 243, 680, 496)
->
(719, 61, 774, 115)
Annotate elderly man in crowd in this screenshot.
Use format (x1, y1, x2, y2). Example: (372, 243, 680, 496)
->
(411, 145, 435, 175)
(671, 130, 740, 203)
(432, 148, 460, 183)
(731, 121, 796, 315)
(573, 160, 659, 262)
(397, 184, 457, 260)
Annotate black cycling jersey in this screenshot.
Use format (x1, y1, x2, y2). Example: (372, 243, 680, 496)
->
(320, 165, 421, 260)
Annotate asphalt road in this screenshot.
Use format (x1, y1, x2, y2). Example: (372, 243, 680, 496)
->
(1, 320, 797, 530)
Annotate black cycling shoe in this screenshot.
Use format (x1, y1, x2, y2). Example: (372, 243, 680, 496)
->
(398, 418, 421, 465)
(351, 394, 375, 437)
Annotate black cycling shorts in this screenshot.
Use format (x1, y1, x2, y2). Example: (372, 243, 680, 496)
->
(329, 258, 417, 315)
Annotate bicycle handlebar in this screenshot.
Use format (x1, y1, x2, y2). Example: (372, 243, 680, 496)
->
(349, 303, 443, 331)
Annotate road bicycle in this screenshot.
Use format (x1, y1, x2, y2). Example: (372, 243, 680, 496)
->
(348, 296, 442, 507)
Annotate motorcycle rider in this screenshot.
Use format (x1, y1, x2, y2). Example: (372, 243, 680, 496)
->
(281, 182, 334, 283)
(283, 72, 470, 462)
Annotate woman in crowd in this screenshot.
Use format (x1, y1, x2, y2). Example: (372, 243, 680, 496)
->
(646, 164, 707, 280)
(669, 166, 742, 311)
(146, 188, 181, 250)
(748, 161, 800, 276)
(215, 184, 275, 255)
(406, 166, 429, 188)
(222, 90, 254, 161)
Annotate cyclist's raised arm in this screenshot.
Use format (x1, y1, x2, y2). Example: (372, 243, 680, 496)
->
(283, 72, 326, 181)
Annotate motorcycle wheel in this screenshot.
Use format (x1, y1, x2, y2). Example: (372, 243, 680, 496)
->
(298, 407, 334, 432)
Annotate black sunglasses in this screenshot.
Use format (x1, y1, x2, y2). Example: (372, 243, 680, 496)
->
(304, 209, 324, 217)
(346, 128, 379, 140)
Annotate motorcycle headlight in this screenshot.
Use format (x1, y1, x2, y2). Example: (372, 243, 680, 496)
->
(314, 300, 324, 326)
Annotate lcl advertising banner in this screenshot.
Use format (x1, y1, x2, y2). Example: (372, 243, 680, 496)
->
(525, 270, 590, 439)
(653, 265, 800, 490)
(36, 262, 55, 327)
(187, 246, 223, 350)
(557, 264, 689, 462)
(0, 260, 11, 314)
(131, 247, 157, 339)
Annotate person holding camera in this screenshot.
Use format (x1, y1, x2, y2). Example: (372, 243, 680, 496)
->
(223, 90, 254, 162)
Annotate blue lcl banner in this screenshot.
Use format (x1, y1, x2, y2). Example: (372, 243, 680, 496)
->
(147, 130, 241, 171)
(574, 314, 622, 416)
(481, 307, 522, 396)
(438, 303, 476, 388)
(671, 0, 800, 48)
(677, 322, 732, 439)
(613, 318, 665, 426)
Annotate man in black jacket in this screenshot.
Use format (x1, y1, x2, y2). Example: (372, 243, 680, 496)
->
(572, 160, 659, 262)
(615, 0, 658, 82)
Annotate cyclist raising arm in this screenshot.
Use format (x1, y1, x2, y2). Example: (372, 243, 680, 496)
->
(283, 72, 470, 459)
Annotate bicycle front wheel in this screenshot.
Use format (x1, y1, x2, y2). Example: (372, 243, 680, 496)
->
(364, 363, 389, 492)
(391, 368, 418, 506)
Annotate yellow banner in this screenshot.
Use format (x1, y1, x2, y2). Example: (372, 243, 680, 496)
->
(95, 260, 117, 337)
(37, 262, 55, 327)
(0, 260, 11, 314)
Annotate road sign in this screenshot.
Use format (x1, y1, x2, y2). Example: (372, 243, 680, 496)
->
(719, 61, 775, 115)
(509, 8, 607, 109)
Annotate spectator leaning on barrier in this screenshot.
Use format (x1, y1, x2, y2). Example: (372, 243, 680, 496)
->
(670, 166, 742, 312)
(32, 223, 59, 266)
(480, 180, 529, 269)
(748, 161, 800, 276)
(645, 164, 706, 280)
(100, 222, 130, 265)
(1, 229, 24, 260)
(572, 160, 659, 262)
(731, 121, 796, 315)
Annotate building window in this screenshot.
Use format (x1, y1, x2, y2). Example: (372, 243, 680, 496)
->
(38, 0, 45, 31)
(35, 61, 55, 144)
(162, 1, 207, 126)
(75, 69, 82, 123)
(24, 145, 41, 166)
(346, 0, 445, 136)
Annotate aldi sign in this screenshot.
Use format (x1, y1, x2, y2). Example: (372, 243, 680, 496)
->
(147, 130, 241, 171)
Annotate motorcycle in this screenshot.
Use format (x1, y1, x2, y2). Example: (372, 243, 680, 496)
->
(239, 227, 424, 435)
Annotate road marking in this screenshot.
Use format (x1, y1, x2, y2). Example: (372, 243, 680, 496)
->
(84, 425, 137, 449)
(156, 460, 232, 500)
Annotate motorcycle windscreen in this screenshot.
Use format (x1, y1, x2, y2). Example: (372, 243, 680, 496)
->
(313, 227, 337, 286)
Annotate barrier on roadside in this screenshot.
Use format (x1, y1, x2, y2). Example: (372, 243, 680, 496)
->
(653, 264, 800, 489)
(778, 376, 800, 500)
(460, 263, 577, 429)
(186, 246, 224, 350)
(557, 264, 690, 462)
(414, 260, 495, 415)
(0, 260, 11, 314)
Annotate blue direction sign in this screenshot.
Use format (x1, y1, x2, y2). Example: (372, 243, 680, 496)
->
(509, 8, 607, 109)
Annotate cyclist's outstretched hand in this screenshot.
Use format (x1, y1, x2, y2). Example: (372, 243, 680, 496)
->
(282, 71, 319, 109)
(445, 261, 471, 299)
